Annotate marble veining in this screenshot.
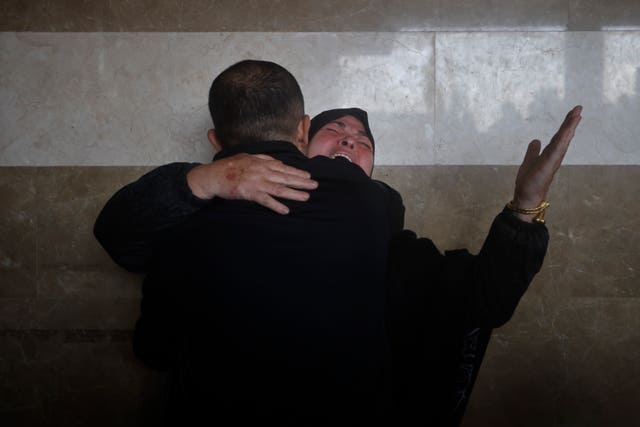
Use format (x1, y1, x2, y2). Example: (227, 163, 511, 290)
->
(1, 32, 639, 166)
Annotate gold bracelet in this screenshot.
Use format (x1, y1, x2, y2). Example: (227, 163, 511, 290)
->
(505, 200, 550, 224)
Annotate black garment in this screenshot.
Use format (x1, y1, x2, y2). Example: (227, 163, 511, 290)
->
(387, 212, 548, 426)
(99, 141, 401, 426)
(94, 143, 548, 426)
(94, 160, 403, 275)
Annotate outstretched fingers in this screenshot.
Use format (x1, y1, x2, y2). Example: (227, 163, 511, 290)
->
(520, 139, 542, 172)
(543, 106, 583, 166)
(512, 106, 584, 211)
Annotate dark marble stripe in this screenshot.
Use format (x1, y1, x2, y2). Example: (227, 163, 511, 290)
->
(0, 0, 606, 32)
(0, 328, 133, 342)
(3, 0, 638, 32)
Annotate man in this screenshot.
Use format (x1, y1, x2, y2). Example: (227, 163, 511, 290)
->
(98, 60, 403, 425)
(95, 59, 582, 425)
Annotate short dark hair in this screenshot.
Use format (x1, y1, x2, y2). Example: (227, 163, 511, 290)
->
(208, 60, 305, 149)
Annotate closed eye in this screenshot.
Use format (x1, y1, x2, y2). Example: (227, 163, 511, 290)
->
(359, 141, 373, 151)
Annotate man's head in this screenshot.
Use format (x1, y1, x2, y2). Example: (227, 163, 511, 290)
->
(208, 60, 309, 152)
(307, 108, 375, 176)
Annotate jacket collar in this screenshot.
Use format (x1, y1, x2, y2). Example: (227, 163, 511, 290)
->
(213, 140, 303, 161)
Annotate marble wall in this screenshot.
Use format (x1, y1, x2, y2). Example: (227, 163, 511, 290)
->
(1, 1, 639, 426)
(2, 31, 639, 166)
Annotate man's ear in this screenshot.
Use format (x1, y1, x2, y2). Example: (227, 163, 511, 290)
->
(294, 115, 311, 155)
(207, 129, 223, 152)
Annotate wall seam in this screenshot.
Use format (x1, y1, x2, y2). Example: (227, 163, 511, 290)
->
(433, 31, 438, 164)
(35, 168, 39, 304)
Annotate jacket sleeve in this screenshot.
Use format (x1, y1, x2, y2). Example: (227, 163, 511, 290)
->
(93, 162, 207, 273)
(388, 210, 549, 328)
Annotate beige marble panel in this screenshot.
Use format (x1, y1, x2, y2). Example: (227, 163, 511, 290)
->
(0, 329, 164, 426)
(0, 298, 140, 330)
(551, 297, 640, 340)
(435, 31, 640, 165)
(467, 298, 640, 427)
(2, 164, 637, 315)
(0, 32, 434, 166)
(0, 168, 37, 298)
(556, 166, 640, 298)
(375, 165, 518, 251)
(463, 334, 567, 427)
(4, 32, 639, 167)
(557, 331, 640, 426)
(35, 167, 150, 299)
(570, 0, 640, 30)
(0, 164, 638, 425)
(1, 0, 568, 32)
(35, 167, 146, 266)
(0, 167, 149, 331)
(377, 164, 640, 346)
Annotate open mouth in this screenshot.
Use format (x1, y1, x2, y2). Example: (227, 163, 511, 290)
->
(331, 153, 353, 163)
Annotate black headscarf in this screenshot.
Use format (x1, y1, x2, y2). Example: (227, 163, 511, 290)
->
(309, 108, 375, 152)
